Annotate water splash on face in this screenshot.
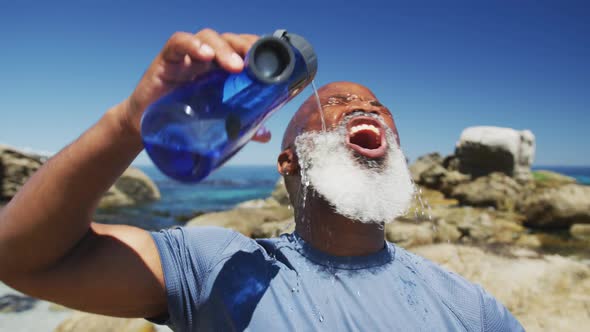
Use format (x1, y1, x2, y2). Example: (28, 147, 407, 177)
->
(294, 113, 415, 224)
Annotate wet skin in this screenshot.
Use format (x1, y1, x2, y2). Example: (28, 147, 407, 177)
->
(277, 81, 402, 257)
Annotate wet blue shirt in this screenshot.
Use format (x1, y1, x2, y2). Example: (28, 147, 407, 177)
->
(150, 226, 523, 331)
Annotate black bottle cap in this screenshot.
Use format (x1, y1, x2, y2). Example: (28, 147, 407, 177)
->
(247, 36, 295, 84)
(274, 29, 317, 80)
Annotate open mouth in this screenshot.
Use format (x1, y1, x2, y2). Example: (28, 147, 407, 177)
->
(346, 116, 387, 158)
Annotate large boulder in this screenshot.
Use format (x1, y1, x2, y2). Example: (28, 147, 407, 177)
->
(412, 244, 590, 332)
(409, 153, 444, 184)
(0, 145, 45, 200)
(455, 126, 535, 182)
(570, 224, 590, 241)
(409, 153, 470, 193)
(520, 184, 590, 228)
(0, 144, 160, 208)
(450, 172, 522, 211)
(99, 167, 161, 209)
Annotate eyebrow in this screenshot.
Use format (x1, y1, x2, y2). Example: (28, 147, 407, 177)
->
(322, 94, 383, 107)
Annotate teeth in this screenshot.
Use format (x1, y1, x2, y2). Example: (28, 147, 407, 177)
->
(349, 123, 380, 135)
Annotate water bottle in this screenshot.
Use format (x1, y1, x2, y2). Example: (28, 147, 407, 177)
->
(140, 29, 317, 183)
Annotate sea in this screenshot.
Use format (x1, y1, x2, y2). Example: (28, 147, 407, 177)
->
(94, 165, 590, 231)
(94, 165, 279, 230)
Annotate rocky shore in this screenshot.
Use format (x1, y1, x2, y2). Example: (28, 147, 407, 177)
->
(0, 144, 161, 209)
(1, 126, 589, 331)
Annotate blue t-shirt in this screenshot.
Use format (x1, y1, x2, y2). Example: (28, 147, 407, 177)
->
(150, 226, 523, 331)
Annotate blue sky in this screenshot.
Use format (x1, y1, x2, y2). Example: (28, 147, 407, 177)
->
(0, 0, 588, 166)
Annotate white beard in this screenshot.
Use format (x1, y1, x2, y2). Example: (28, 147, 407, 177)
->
(294, 119, 415, 224)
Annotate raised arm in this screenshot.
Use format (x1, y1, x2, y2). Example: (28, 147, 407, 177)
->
(0, 29, 260, 317)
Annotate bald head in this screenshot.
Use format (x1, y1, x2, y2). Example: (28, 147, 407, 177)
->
(281, 82, 398, 151)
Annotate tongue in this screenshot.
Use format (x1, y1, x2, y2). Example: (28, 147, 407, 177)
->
(350, 130, 381, 149)
(347, 129, 387, 158)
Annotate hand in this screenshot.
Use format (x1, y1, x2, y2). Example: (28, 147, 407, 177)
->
(122, 28, 271, 142)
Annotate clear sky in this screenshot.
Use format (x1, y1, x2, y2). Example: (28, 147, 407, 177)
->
(0, 0, 588, 166)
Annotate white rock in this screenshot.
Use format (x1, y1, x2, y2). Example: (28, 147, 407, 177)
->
(456, 126, 535, 182)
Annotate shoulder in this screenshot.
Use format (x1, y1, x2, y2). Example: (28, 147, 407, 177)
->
(151, 226, 262, 266)
(394, 245, 523, 332)
(149, 227, 271, 330)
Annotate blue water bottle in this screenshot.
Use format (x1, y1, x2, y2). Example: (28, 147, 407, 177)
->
(141, 29, 317, 182)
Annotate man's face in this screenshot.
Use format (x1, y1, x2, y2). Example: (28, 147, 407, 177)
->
(286, 83, 415, 224)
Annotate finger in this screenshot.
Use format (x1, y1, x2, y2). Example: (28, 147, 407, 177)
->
(222, 33, 259, 57)
(252, 126, 271, 143)
(240, 34, 260, 45)
(197, 29, 244, 72)
(161, 32, 211, 64)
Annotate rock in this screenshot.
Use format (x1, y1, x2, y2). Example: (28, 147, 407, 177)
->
(271, 178, 290, 206)
(442, 154, 461, 171)
(236, 197, 280, 209)
(49, 303, 73, 312)
(409, 153, 470, 193)
(0, 145, 160, 209)
(515, 234, 542, 248)
(438, 170, 471, 196)
(432, 206, 525, 244)
(412, 244, 590, 332)
(224, 179, 294, 237)
(54, 312, 156, 332)
(0, 145, 45, 200)
(533, 170, 576, 188)
(409, 153, 443, 183)
(433, 218, 462, 243)
(187, 205, 293, 237)
(450, 172, 522, 211)
(521, 184, 590, 228)
(408, 186, 458, 210)
(99, 167, 161, 209)
(455, 126, 535, 182)
(385, 222, 435, 248)
(571, 224, 590, 241)
(251, 218, 295, 238)
(397, 186, 526, 246)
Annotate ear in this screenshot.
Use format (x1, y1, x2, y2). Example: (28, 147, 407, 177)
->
(277, 148, 299, 176)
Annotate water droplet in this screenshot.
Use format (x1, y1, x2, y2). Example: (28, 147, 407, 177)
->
(319, 314, 325, 323)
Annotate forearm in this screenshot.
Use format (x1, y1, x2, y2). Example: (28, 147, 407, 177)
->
(0, 100, 143, 277)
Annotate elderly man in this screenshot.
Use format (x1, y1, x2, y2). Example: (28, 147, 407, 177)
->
(0, 29, 523, 331)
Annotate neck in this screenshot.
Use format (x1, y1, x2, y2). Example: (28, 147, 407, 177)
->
(294, 192, 385, 256)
